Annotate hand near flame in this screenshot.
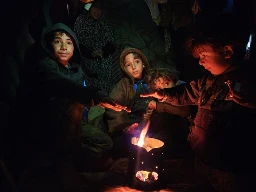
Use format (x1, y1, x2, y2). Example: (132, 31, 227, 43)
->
(123, 119, 150, 135)
(141, 91, 166, 102)
(99, 97, 131, 112)
(147, 100, 156, 110)
(123, 123, 139, 134)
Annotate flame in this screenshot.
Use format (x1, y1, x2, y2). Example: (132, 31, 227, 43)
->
(137, 120, 150, 147)
(131, 119, 164, 152)
(136, 170, 158, 183)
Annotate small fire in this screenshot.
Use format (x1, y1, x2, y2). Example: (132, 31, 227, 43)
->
(138, 120, 150, 147)
(136, 170, 158, 183)
(131, 118, 164, 152)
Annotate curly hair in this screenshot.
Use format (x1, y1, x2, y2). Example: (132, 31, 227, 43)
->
(145, 67, 180, 90)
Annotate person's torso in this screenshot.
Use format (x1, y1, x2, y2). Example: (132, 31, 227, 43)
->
(188, 68, 256, 171)
(129, 80, 150, 122)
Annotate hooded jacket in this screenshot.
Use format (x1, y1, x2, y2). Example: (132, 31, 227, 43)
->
(105, 48, 150, 134)
(18, 23, 105, 107)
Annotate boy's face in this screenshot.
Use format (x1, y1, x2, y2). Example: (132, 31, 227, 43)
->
(196, 44, 232, 75)
(154, 77, 176, 90)
(124, 53, 144, 79)
(52, 32, 74, 66)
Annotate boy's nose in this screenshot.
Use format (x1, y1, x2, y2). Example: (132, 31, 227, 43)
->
(61, 42, 67, 50)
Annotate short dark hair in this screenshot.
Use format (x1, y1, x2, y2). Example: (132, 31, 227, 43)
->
(45, 30, 74, 51)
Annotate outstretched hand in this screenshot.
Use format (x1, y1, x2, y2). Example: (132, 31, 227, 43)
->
(140, 91, 163, 100)
(99, 97, 131, 112)
(123, 123, 139, 134)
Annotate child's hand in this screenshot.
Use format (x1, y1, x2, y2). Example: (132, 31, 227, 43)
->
(140, 91, 165, 100)
(143, 108, 154, 120)
(123, 123, 139, 134)
(148, 100, 156, 110)
(99, 97, 131, 112)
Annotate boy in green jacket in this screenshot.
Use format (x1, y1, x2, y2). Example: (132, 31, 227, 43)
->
(11, 23, 128, 176)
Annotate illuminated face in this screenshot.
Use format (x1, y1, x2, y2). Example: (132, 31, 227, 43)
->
(154, 77, 176, 90)
(196, 45, 231, 75)
(90, 6, 102, 20)
(51, 32, 74, 66)
(124, 53, 144, 79)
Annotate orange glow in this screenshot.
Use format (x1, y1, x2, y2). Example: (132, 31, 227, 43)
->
(131, 120, 164, 152)
(80, 0, 94, 3)
(136, 170, 158, 182)
(138, 120, 150, 147)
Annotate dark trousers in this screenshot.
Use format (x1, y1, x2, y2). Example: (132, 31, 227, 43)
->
(7, 98, 113, 178)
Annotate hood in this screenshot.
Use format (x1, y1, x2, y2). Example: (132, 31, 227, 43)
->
(120, 47, 150, 83)
(41, 23, 81, 64)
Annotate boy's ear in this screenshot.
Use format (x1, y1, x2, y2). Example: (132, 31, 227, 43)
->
(223, 45, 234, 58)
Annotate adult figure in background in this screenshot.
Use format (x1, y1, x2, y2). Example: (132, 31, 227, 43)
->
(158, 0, 199, 80)
(73, 0, 116, 95)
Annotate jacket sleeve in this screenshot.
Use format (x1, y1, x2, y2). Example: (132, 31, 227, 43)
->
(155, 102, 191, 118)
(105, 79, 133, 134)
(37, 59, 106, 106)
(162, 81, 200, 105)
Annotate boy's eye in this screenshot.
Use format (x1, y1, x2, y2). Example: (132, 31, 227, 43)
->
(135, 59, 140, 64)
(67, 41, 73, 45)
(53, 40, 61, 44)
(125, 63, 131, 67)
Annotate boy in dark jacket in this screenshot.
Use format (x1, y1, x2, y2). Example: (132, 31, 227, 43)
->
(105, 48, 192, 159)
(141, 20, 256, 191)
(105, 47, 151, 135)
(104, 47, 151, 158)
(9, 23, 128, 178)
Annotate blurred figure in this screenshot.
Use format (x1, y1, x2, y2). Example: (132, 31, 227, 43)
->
(74, 0, 116, 94)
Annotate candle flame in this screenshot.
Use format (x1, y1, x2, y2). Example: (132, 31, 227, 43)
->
(138, 120, 150, 147)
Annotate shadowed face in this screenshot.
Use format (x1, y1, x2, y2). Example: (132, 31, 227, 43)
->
(154, 77, 176, 90)
(51, 32, 74, 66)
(195, 44, 232, 75)
(90, 6, 102, 20)
(124, 53, 144, 80)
